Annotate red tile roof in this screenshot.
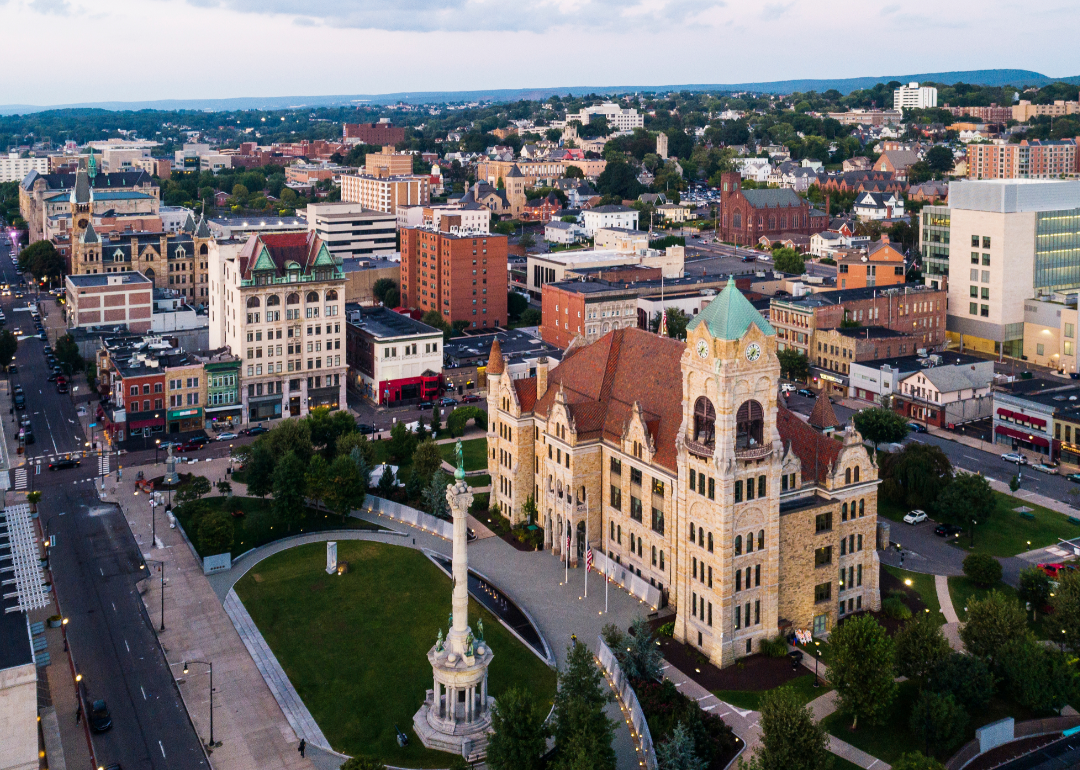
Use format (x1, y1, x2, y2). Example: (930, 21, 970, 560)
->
(487, 338, 505, 375)
(530, 327, 686, 472)
(237, 231, 325, 279)
(514, 378, 537, 412)
(808, 394, 840, 430)
(777, 406, 842, 483)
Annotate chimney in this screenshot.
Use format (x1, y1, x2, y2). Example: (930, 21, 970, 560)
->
(825, 193, 831, 217)
(880, 233, 890, 244)
(885, 205, 893, 219)
(536, 357, 549, 400)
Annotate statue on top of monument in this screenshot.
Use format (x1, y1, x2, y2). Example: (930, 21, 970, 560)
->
(435, 628, 444, 652)
(454, 439, 465, 481)
(477, 618, 484, 642)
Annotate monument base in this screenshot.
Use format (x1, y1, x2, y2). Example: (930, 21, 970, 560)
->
(412, 693, 494, 760)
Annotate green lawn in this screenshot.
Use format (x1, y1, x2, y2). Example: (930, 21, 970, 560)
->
(824, 679, 1042, 765)
(234, 541, 556, 767)
(884, 566, 942, 625)
(439, 437, 488, 472)
(712, 674, 829, 711)
(465, 474, 491, 488)
(948, 576, 1057, 640)
(174, 495, 383, 558)
(877, 497, 909, 524)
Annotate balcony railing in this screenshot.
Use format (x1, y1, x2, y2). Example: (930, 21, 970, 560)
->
(686, 439, 714, 458)
(735, 445, 772, 461)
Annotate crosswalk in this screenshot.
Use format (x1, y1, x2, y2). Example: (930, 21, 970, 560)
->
(12, 466, 26, 490)
(99, 453, 110, 477)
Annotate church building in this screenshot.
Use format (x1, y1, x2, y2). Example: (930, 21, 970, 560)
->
(486, 278, 881, 666)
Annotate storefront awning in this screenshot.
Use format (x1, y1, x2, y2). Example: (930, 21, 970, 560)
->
(995, 425, 1051, 448)
(168, 407, 203, 420)
(996, 408, 1013, 419)
(129, 417, 165, 430)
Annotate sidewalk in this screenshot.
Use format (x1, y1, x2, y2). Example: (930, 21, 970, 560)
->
(935, 575, 965, 652)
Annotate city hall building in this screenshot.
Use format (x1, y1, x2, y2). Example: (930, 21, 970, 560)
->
(486, 279, 882, 666)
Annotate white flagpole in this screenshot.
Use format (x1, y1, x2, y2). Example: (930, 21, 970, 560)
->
(564, 523, 569, 585)
(605, 558, 609, 614)
(584, 500, 589, 598)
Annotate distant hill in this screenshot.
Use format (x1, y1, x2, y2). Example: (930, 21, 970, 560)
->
(3, 69, 1078, 115)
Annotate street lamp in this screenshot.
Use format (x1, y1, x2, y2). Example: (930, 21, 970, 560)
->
(155, 438, 161, 465)
(141, 559, 165, 632)
(181, 660, 215, 747)
(813, 640, 821, 687)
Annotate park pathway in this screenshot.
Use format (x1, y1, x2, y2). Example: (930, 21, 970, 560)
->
(936, 574, 965, 652)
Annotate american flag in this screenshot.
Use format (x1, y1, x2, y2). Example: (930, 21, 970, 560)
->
(585, 543, 594, 573)
(565, 532, 571, 554)
(658, 309, 668, 337)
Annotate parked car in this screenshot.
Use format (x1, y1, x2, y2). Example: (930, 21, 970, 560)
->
(796, 388, 815, 398)
(1000, 452, 1028, 465)
(1038, 562, 1078, 579)
(934, 523, 963, 537)
(7, 364, 16, 374)
(215, 432, 238, 441)
(241, 425, 268, 436)
(440, 397, 459, 407)
(907, 422, 928, 433)
(356, 423, 376, 435)
(176, 438, 208, 452)
(462, 394, 481, 403)
(56, 380, 68, 394)
(89, 699, 112, 732)
(49, 457, 80, 470)
(1066, 473, 1080, 484)
(1032, 463, 1059, 475)
(417, 401, 434, 411)
(780, 383, 796, 394)
(903, 509, 928, 525)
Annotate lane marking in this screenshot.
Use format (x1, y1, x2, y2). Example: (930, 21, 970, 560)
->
(141, 686, 147, 700)
(159, 740, 166, 758)
(125, 639, 130, 653)
(99, 567, 103, 576)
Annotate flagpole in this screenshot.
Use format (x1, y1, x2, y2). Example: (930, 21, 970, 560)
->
(605, 558, 609, 614)
(584, 500, 589, 598)
(565, 521, 569, 585)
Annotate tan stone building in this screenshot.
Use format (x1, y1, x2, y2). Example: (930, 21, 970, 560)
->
(364, 146, 415, 176)
(486, 279, 881, 666)
(340, 170, 430, 213)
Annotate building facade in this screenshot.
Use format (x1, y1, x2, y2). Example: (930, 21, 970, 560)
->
(486, 281, 881, 667)
(0, 153, 48, 183)
(718, 173, 828, 246)
(893, 83, 938, 111)
(966, 141, 1078, 180)
(921, 205, 951, 290)
(399, 226, 508, 329)
(208, 231, 347, 422)
(345, 305, 444, 405)
(340, 171, 430, 213)
(305, 202, 397, 258)
(835, 237, 907, 290)
(343, 122, 406, 145)
(64, 272, 154, 332)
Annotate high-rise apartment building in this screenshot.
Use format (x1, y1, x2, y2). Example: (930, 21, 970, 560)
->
(342, 122, 406, 145)
(1012, 100, 1080, 123)
(893, 82, 938, 111)
(399, 225, 508, 329)
(0, 153, 48, 183)
(966, 140, 1078, 180)
(339, 170, 430, 213)
(364, 146, 415, 176)
(305, 202, 397, 258)
(564, 102, 644, 131)
(208, 231, 347, 421)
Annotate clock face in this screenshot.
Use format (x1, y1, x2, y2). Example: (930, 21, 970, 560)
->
(696, 339, 709, 359)
(745, 342, 762, 362)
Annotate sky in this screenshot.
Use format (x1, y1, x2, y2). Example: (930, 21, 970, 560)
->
(1, 0, 1078, 106)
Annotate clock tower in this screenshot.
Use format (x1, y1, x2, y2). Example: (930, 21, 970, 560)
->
(676, 276, 784, 666)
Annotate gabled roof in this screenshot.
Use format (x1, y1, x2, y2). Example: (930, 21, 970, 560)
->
(903, 365, 993, 394)
(80, 221, 99, 245)
(181, 213, 196, 234)
(741, 188, 803, 209)
(808, 394, 840, 430)
(776, 406, 842, 483)
(194, 215, 211, 238)
(237, 231, 333, 279)
(687, 276, 775, 341)
(71, 168, 91, 205)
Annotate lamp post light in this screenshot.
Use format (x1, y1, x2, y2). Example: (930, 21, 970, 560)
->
(181, 660, 215, 747)
(155, 438, 161, 466)
(141, 559, 165, 632)
(813, 640, 821, 688)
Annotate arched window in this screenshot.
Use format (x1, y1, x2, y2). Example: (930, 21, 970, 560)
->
(688, 522, 695, 541)
(652, 545, 657, 566)
(859, 499, 865, 517)
(735, 400, 764, 450)
(698, 527, 704, 547)
(707, 532, 714, 552)
(842, 502, 848, 521)
(758, 529, 764, 550)
(286, 292, 300, 305)
(578, 486, 586, 503)
(325, 289, 338, 301)
(557, 481, 563, 498)
(246, 296, 261, 308)
(306, 291, 319, 303)
(845, 467, 852, 484)
(199, 244, 208, 256)
(746, 532, 754, 553)
(734, 535, 742, 556)
(853, 466, 860, 482)
(769, 216, 776, 229)
(693, 397, 716, 446)
(736, 570, 742, 591)
(265, 295, 281, 307)
(733, 211, 742, 229)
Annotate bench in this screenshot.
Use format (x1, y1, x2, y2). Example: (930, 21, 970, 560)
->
(1019, 512, 1036, 521)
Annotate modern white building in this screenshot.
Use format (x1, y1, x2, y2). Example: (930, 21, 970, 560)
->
(893, 82, 938, 111)
(581, 205, 639, 236)
(396, 202, 490, 235)
(544, 220, 586, 244)
(345, 304, 444, 405)
(565, 102, 644, 131)
(306, 202, 397, 259)
(1, 153, 48, 183)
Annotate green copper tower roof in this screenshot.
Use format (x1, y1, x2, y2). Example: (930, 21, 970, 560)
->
(687, 276, 775, 340)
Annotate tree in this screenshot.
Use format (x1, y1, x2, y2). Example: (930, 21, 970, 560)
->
(596, 158, 643, 200)
(245, 442, 276, 499)
(305, 455, 331, 512)
(776, 348, 809, 382)
(564, 165, 584, 179)
(339, 757, 386, 770)
(423, 471, 451, 519)
(828, 614, 897, 729)
(486, 687, 549, 770)
(909, 691, 967, 758)
(0, 330, 16, 370)
(894, 613, 951, 687)
(412, 438, 444, 483)
(261, 418, 313, 464)
(387, 421, 417, 464)
(962, 553, 1002, 588)
(879, 442, 952, 509)
(739, 686, 832, 770)
(927, 653, 994, 712)
(960, 590, 1029, 666)
(936, 472, 995, 546)
(656, 308, 690, 340)
(55, 333, 83, 374)
(522, 494, 538, 525)
(372, 278, 398, 306)
(1052, 569, 1080, 655)
(657, 721, 706, 770)
(189, 475, 212, 500)
(551, 642, 616, 770)
(376, 464, 397, 497)
(1017, 566, 1052, 620)
(336, 431, 375, 466)
(771, 247, 805, 275)
(852, 407, 909, 452)
(519, 307, 542, 326)
(507, 292, 530, 321)
(622, 616, 663, 682)
(197, 509, 234, 556)
(891, 753, 946, 770)
(925, 146, 954, 174)
(308, 407, 357, 458)
(383, 287, 400, 308)
(999, 637, 1078, 713)
(326, 454, 366, 522)
(215, 478, 232, 497)
(519, 232, 535, 249)
(430, 405, 441, 436)
(272, 451, 307, 532)
(18, 239, 65, 284)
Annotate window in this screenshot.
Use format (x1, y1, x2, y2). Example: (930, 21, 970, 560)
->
(971, 235, 980, 247)
(982, 254, 990, 266)
(981, 287, 989, 299)
(815, 546, 832, 567)
(610, 485, 621, 510)
(981, 305, 989, 317)
(734, 535, 742, 555)
(652, 479, 665, 497)
(735, 400, 764, 449)
(970, 286, 978, 298)
(630, 467, 642, 485)
(630, 496, 642, 522)
(707, 477, 715, 500)
(734, 480, 743, 503)
(1038, 343, 1045, 357)
(758, 475, 766, 497)
(689, 469, 696, 493)
(1067, 323, 1075, 339)
(758, 529, 764, 550)
(971, 252, 979, 264)
(815, 582, 832, 603)
(693, 397, 716, 446)
(651, 507, 664, 535)
(815, 512, 832, 533)
(707, 532, 713, 552)
(610, 457, 622, 475)
(982, 236, 991, 249)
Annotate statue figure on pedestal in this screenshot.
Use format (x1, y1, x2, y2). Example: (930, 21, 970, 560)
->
(435, 628, 444, 652)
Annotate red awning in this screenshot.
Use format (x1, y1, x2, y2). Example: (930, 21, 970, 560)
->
(128, 417, 164, 430)
(995, 425, 1050, 448)
(1029, 416, 1047, 428)
(1032, 436, 1050, 448)
(997, 408, 1013, 419)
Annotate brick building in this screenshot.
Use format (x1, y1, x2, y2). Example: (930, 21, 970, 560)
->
(486, 280, 881, 667)
(399, 225, 509, 329)
(717, 173, 828, 246)
(835, 237, 907, 290)
(364, 146, 414, 176)
(65, 272, 154, 332)
(343, 122, 406, 145)
(811, 327, 926, 397)
(966, 140, 1078, 180)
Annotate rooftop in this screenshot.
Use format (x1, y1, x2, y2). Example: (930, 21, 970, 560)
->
(444, 328, 562, 367)
(771, 282, 941, 309)
(345, 305, 441, 340)
(950, 179, 1080, 213)
(66, 271, 152, 288)
(853, 352, 986, 372)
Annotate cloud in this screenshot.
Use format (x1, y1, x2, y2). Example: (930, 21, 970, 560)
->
(759, 1, 793, 19)
(29, 0, 70, 12)
(185, 0, 728, 31)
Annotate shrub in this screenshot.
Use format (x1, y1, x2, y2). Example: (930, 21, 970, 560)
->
(197, 508, 234, 555)
(758, 635, 790, 658)
(635, 679, 737, 765)
(882, 595, 913, 620)
(963, 553, 1002, 588)
(657, 621, 675, 638)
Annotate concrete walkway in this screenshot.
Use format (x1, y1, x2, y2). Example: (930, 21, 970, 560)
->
(806, 689, 892, 769)
(935, 574, 965, 652)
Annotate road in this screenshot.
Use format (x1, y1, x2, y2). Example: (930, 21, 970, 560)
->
(0, 231, 208, 770)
